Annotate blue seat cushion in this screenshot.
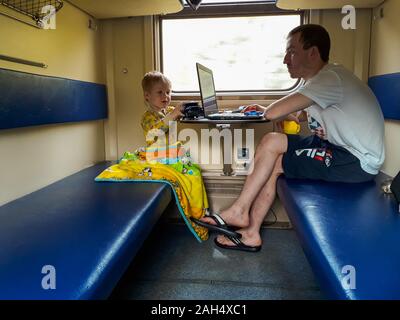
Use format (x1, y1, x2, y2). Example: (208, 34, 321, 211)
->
(277, 174, 400, 300)
(0, 162, 171, 299)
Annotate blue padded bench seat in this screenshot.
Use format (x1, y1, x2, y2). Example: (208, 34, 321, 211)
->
(0, 162, 172, 299)
(277, 174, 400, 300)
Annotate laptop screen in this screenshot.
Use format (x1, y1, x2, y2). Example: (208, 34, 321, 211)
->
(196, 63, 219, 116)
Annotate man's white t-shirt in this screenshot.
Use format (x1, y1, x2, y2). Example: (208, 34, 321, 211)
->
(297, 63, 385, 175)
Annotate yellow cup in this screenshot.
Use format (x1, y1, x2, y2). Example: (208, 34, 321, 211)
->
(283, 120, 300, 135)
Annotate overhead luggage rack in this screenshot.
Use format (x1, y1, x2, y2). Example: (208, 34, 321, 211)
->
(0, 0, 63, 26)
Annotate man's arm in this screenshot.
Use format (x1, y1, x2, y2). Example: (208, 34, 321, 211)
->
(263, 93, 313, 121)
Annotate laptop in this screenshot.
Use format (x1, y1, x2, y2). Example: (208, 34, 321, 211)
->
(196, 63, 264, 120)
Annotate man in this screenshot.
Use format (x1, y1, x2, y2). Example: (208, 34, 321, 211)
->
(192, 24, 385, 252)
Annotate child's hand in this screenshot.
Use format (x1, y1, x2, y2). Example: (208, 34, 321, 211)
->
(170, 104, 184, 120)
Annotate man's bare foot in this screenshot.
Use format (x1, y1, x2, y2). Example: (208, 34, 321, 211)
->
(200, 205, 249, 229)
(215, 228, 262, 248)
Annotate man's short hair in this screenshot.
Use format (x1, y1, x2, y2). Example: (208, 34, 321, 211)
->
(142, 71, 171, 92)
(289, 24, 331, 62)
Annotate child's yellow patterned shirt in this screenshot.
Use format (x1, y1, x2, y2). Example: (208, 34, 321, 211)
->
(141, 106, 175, 146)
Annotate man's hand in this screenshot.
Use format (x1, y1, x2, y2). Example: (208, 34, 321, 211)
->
(276, 113, 300, 133)
(242, 104, 267, 115)
(312, 127, 327, 140)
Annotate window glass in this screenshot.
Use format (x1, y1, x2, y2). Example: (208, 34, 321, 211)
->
(161, 14, 301, 92)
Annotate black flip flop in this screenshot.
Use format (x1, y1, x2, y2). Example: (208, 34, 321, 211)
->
(190, 213, 242, 239)
(214, 235, 261, 253)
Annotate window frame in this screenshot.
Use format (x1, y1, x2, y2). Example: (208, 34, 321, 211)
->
(159, 1, 305, 99)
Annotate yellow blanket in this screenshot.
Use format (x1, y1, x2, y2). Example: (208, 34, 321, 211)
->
(95, 143, 209, 242)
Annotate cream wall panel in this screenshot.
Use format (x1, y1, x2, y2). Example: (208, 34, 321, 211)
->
(382, 121, 400, 177)
(108, 17, 148, 156)
(320, 10, 355, 71)
(0, 2, 104, 83)
(0, 2, 105, 205)
(101, 17, 158, 160)
(310, 9, 371, 81)
(370, 0, 400, 177)
(101, 21, 119, 161)
(370, 0, 400, 76)
(0, 122, 105, 206)
(353, 10, 372, 82)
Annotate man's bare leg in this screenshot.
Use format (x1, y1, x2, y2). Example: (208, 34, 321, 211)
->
(201, 132, 288, 227)
(216, 154, 284, 247)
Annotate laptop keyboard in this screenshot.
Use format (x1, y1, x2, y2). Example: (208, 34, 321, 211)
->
(208, 112, 263, 119)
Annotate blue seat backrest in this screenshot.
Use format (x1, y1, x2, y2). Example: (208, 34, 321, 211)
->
(0, 68, 108, 130)
(369, 72, 400, 120)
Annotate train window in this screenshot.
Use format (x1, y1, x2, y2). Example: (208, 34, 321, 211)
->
(160, 2, 302, 94)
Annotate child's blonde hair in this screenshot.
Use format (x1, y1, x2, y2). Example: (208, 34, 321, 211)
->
(141, 71, 171, 92)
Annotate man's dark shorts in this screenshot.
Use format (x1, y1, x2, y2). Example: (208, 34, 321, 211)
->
(282, 135, 375, 183)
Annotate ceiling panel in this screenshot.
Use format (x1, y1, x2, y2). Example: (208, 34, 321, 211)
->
(277, 0, 383, 10)
(68, 0, 183, 19)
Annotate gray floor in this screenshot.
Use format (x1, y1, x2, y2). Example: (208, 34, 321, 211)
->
(111, 219, 325, 300)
